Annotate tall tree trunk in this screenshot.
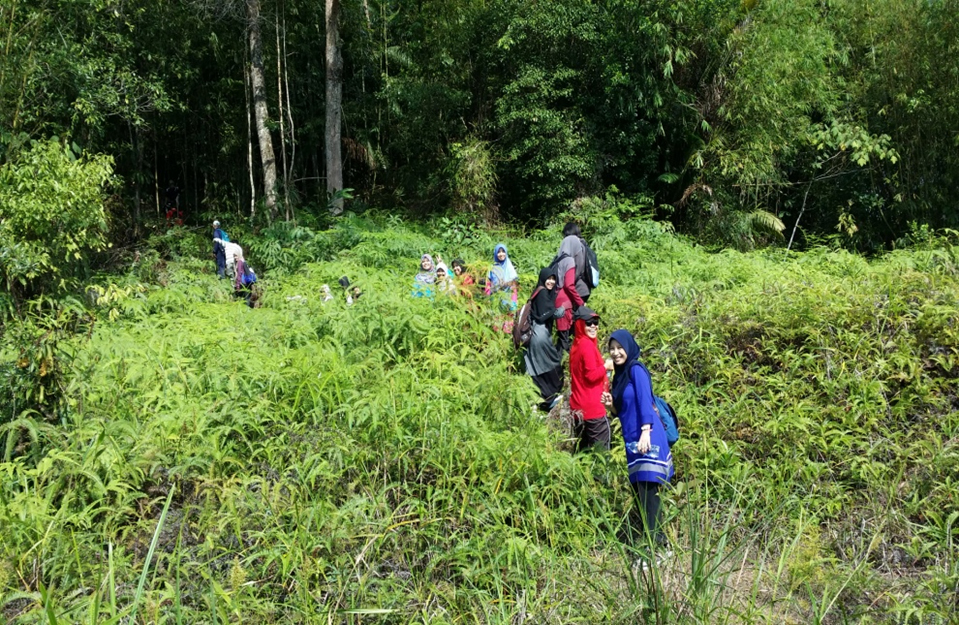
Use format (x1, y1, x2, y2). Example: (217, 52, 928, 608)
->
(283, 8, 296, 176)
(247, 0, 278, 221)
(325, 0, 343, 216)
(153, 139, 160, 217)
(283, 4, 297, 222)
(244, 53, 256, 220)
(193, 128, 199, 217)
(128, 121, 141, 233)
(276, 7, 289, 219)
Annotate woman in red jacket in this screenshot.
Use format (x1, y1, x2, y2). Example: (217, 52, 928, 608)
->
(569, 306, 612, 451)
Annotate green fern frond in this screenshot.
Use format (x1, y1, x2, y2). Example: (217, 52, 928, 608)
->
(747, 209, 786, 236)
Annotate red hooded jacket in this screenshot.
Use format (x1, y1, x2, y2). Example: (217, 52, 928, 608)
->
(569, 318, 608, 420)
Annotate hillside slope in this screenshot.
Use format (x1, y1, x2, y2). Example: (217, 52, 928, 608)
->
(3, 214, 958, 623)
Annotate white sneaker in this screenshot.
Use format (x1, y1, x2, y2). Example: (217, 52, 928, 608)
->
(632, 549, 673, 573)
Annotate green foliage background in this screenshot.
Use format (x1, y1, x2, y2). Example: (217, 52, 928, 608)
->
(2, 214, 958, 622)
(2, 0, 958, 248)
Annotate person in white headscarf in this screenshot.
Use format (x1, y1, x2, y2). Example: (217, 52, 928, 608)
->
(434, 259, 456, 295)
(220, 240, 243, 279)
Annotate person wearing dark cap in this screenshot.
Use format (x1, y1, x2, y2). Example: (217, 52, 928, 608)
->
(524, 267, 567, 411)
(569, 306, 612, 451)
(339, 276, 361, 305)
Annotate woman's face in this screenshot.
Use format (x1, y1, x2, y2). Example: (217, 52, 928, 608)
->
(585, 318, 599, 339)
(453, 265, 463, 276)
(422, 258, 433, 271)
(545, 276, 556, 290)
(496, 249, 507, 262)
(609, 340, 627, 365)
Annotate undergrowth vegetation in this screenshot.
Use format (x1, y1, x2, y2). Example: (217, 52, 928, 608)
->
(2, 213, 959, 623)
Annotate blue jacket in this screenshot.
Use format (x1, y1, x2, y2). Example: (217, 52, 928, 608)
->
(213, 228, 228, 253)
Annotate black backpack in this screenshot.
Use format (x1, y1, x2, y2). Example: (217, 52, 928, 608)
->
(550, 238, 600, 290)
(580, 238, 600, 289)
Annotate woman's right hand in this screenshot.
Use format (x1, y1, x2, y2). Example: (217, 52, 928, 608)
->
(638, 429, 652, 454)
(600, 391, 613, 410)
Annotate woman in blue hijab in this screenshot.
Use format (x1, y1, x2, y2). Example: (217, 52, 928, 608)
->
(602, 329, 674, 563)
(485, 243, 519, 331)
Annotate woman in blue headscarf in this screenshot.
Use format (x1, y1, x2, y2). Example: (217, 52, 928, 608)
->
(485, 243, 519, 331)
(602, 329, 674, 563)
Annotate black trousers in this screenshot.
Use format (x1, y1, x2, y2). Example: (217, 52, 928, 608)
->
(629, 481, 667, 549)
(531, 366, 563, 407)
(235, 285, 255, 308)
(555, 329, 572, 353)
(573, 415, 611, 452)
(215, 247, 226, 277)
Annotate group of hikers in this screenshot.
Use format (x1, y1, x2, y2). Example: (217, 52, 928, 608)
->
(208, 218, 674, 567)
(211, 220, 258, 307)
(411, 223, 675, 568)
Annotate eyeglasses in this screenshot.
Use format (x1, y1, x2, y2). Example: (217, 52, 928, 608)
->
(585, 319, 600, 327)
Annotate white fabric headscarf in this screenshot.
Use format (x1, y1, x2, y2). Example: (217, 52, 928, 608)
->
(489, 243, 518, 286)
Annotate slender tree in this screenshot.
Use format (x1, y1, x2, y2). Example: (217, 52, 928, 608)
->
(247, 0, 278, 220)
(325, 0, 343, 215)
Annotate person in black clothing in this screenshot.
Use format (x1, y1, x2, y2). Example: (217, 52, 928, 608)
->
(165, 181, 180, 207)
(524, 267, 567, 411)
(164, 181, 182, 224)
(212, 220, 228, 278)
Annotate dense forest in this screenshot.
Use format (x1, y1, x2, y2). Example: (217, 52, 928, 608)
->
(3, 0, 959, 622)
(2, 0, 958, 251)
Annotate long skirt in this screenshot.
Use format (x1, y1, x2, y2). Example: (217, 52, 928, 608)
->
(524, 323, 562, 377)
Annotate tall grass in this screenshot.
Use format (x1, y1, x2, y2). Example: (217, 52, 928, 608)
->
(2, 213, 958, 622)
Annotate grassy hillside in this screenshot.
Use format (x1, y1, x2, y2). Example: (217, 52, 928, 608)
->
(2, 213, 958, 623)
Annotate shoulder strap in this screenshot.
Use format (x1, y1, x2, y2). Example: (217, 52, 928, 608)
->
(628, 361, 655, 396)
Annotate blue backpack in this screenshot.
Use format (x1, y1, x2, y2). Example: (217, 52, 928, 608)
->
(653, 395, 680, 446)
(634, 362, 680, 445)
(240, 265, 257, 286)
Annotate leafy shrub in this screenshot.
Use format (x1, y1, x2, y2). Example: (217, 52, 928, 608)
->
(0, 139, 114, 303)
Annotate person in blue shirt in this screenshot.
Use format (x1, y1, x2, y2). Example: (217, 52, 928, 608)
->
(602, 329, 674, 566)
(212, 220, 229, 278)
